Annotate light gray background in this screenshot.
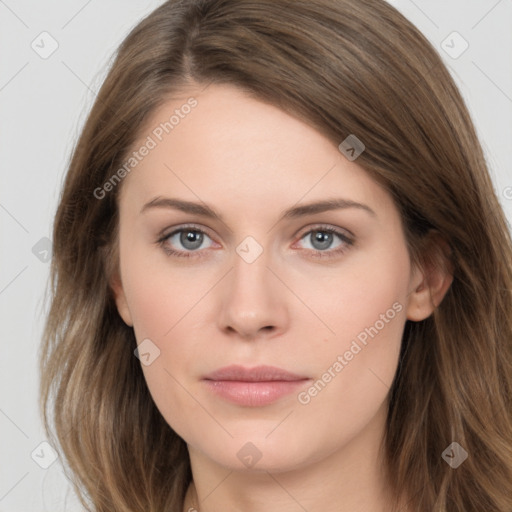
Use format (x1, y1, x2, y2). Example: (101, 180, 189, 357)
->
(0, 1, 511, 510)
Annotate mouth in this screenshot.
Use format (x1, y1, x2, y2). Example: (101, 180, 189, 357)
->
(202, 365, 311, 407)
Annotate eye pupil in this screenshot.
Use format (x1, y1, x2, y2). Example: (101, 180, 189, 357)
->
(312, 231, 333, 250)
(180, 230, 203, 250)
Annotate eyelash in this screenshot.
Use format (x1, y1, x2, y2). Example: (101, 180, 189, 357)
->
(156, 224, 354, 260)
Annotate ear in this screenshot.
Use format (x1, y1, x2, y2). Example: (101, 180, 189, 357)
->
(406, 232, 454, 322)
(110, 271, 133, 327)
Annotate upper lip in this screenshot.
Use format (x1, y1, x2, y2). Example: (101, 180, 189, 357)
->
(203, 365, 309, 382)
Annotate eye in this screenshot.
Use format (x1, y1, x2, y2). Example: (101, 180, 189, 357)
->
(157, 224, 354, 260)
(157, 225, 215, 258)
(295, 226, 354, 258)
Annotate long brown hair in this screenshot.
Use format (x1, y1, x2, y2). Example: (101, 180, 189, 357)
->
(39, 0, 512, 510)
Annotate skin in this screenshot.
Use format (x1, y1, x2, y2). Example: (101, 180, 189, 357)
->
(111, 83, 452, 512)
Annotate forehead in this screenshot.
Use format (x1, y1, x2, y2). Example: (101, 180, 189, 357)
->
(118, 83, 393, 219)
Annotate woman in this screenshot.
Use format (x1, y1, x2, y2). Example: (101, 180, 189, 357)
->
(39, 0, 512, 510)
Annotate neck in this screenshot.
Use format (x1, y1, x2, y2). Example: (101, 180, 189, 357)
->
(182, 403, 408, 512)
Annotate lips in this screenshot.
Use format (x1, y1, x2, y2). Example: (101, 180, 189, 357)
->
(202, 365, 311, 407)
(203, 365, 308, 382)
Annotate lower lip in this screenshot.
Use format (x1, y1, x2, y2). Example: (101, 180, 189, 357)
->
(203, 379, 309, 407)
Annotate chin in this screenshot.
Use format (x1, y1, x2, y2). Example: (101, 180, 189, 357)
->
(191, 431, 323, 474)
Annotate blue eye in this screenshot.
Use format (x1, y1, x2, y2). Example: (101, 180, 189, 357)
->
(295, 226, 354, 258)
(300, 229, 343, 251)
(157, 224, 354, 259)
(158, 226, 214, 258)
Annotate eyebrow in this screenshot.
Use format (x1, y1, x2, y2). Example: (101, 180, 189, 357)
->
(140, 197, 376, 222)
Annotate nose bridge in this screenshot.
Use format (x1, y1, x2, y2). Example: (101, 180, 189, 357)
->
(218, 234, 287, 338)
(230, 234, 275, 302)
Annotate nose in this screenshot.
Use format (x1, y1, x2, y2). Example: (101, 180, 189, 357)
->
(217, 245, 289, 341)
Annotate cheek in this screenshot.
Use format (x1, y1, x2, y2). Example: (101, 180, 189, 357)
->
(119, 237, 213, 340)
(296, 240, 410, 416)
(313, 237, 411, 349)
(119, 245, 212, 440)
(291, 298, 407, 465)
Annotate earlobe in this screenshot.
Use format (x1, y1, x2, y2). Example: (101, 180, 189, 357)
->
(110, 272, 133, 327)
(406, 233, 454, 322)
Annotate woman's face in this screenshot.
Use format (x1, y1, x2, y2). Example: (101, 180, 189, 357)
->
(112, 83, 424, 472)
